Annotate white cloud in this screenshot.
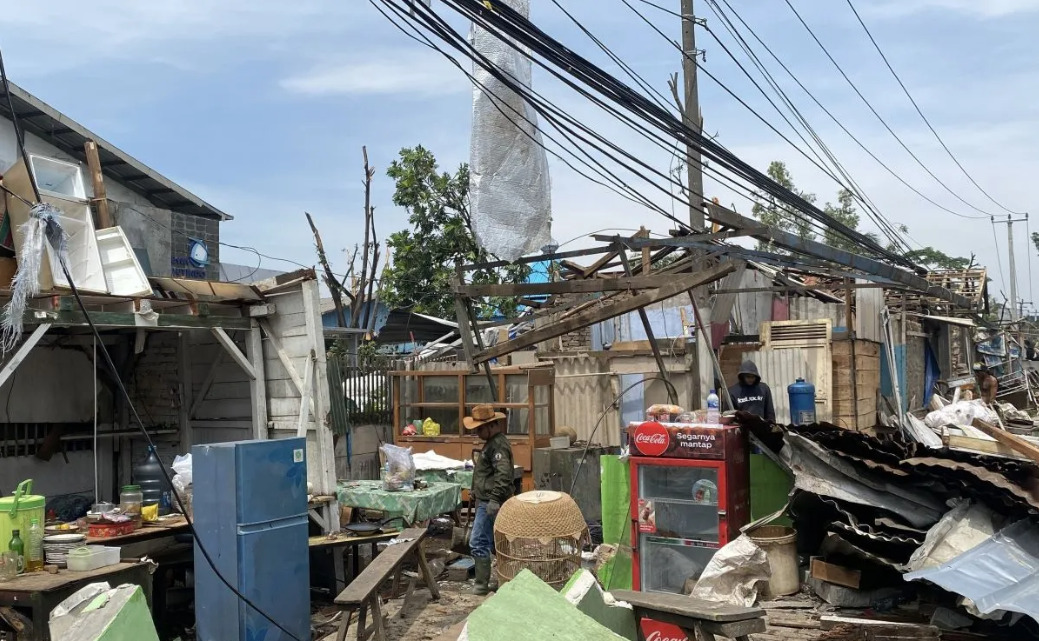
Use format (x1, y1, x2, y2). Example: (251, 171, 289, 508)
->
(280, 53, 469, 97)
(866, 0, 1039, 19)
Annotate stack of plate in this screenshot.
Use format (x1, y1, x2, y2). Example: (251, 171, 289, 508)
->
(44, 534, 86, 567)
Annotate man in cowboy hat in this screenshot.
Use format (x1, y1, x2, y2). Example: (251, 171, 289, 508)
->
(465, 404, 515, 595)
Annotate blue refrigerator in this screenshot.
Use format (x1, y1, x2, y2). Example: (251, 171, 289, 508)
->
(193, 438, 310, 641)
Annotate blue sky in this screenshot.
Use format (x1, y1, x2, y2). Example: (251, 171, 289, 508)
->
(3, 0, 1037, 309)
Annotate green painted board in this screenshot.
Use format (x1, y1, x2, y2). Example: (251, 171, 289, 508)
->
(49, 585, 159, 641)
(750, 453, 792, 526)
(467, 570, 626, 641)
(598, 455, 632, 590)
(562, 569, 637, 641)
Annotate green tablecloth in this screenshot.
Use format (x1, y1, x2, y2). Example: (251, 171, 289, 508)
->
(416, 468, 473, 489)
(336, 480, 462, 525)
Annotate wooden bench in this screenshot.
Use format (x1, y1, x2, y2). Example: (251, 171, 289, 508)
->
(334, 528, 441, 641)
(610, 590, 766, 641)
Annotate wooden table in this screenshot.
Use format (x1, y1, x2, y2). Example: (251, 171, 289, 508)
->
(0, 562, 152, 641)
(610, 590, 766, 641)
(309, 530, 403, 594)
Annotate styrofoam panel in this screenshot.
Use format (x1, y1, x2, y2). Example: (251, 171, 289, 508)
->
(96, 226, 152, 296)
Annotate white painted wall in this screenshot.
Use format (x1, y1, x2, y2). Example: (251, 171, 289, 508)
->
(262, 280, 336, 495)
(0, 343, 115, 501)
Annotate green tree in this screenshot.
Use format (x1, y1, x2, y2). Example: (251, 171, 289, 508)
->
(381, 146, 530, 320)
(752, 161, 817, 251)
(821, 188, 881, 251)
(902, 246, 973, 271)
(1032, 231, 1039, 256)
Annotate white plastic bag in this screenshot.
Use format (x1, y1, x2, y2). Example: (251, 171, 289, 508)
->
(380, 443, 416, 492)
(924, 400, 999, 429)
(171, 454, 193, 517)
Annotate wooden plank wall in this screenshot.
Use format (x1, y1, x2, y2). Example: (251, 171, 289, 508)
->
(832, 339, 881, 430)
(187, 331, 253, 445)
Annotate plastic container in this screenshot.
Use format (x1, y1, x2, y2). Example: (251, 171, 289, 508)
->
(0, 480, 44, 558)
(747, 525, 799, 597)
(120, 485, 143, 526)
(706, 389, 720, 424)
(788, 378, 817, 425)
(26, 519, 43, 572)
(66, 545, 121, 572)
(135, 446, 172, 515)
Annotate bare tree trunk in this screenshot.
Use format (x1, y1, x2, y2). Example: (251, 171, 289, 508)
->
(305, 211, 350, 327)
(352, 146, 376, 328)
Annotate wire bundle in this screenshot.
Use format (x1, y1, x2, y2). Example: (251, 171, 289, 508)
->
(373, 0, 921, 273)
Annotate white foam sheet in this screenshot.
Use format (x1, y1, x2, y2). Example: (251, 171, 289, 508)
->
(469, 0, 552, 263)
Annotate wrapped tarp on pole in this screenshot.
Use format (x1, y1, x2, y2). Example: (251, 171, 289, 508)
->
(469, 0, 552, 262)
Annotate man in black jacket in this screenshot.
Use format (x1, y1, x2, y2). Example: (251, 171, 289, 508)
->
(728, 360, 776, 422)
(465, 404, 515, 595)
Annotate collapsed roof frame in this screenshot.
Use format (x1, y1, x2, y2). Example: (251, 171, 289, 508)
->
(451, 204, 978, 370)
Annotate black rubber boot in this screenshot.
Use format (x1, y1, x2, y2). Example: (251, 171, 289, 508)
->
(473, 557, 491, 596)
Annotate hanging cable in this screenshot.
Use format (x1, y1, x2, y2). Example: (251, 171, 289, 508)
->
(378, 0, 918, 271)
(783, 0, 992, 220)
(844, 0, 1023, 216)
(710, 0, 992, 228)
(93, 335, 98, 505)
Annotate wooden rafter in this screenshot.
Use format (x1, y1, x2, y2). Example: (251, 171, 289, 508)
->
(470, 263, 735, 365)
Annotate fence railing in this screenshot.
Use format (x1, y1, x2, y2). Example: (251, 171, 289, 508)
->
(326, 356, 396, 434)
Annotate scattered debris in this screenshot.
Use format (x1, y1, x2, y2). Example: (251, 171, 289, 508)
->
(688, 534, 771, 607)
(49, 583, 159, 641)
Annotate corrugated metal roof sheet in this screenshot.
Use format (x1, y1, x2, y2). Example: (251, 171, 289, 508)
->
(743, 348, 811, 424)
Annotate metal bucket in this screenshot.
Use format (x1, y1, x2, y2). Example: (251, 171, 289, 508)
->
(748, 525, 799, 597)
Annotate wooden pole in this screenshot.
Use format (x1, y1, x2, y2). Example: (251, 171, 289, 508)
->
(83, 140, 112, 229)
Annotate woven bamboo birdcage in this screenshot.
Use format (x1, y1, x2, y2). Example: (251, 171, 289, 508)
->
(493, 490, 588, 588)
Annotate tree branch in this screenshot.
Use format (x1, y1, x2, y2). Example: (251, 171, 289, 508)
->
(353, 146, 376, 328)
(306, 212, 351, 327)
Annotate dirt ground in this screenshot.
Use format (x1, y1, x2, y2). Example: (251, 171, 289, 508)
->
(313, 581, 486, 641)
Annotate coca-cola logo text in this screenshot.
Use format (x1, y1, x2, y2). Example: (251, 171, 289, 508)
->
(632, 421, 670, 456)
(646, 632, 686, 641)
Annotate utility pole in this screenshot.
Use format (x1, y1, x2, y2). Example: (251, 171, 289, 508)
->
(993, 214, 1028, 324)
(680, 0, 705, 231)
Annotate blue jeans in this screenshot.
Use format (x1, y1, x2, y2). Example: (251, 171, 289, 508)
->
(469, 501, 497, 559)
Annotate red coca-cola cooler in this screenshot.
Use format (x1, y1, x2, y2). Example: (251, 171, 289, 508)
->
(627, 421, 750, 641)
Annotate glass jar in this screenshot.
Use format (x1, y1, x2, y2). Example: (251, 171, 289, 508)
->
(120, 485, 143, 527)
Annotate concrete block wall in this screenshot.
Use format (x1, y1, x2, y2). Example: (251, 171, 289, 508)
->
(129, 332, 182, 428)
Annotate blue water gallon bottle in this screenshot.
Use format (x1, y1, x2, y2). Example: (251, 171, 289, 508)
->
(788, 378, 817, 425)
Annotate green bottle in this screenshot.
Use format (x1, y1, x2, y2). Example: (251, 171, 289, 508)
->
(9, 529, 24, 574)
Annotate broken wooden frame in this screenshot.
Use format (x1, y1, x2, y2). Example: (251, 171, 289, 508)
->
(456, 263, 736, 366)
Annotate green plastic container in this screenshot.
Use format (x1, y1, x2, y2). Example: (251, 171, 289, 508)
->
(0, 480, 45, 553)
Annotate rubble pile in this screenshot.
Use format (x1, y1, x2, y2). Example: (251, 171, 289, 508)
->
(742, 412, 1039, 636)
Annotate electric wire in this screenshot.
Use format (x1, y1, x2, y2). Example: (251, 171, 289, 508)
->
(375, 0, 803, 239)
(990, 217, 1007, 292)
(379, 0, 914, 271)
(0, 45, 307, 641)
(547, 0, 872, 246)
(783, 0, 992, 220)
(844, 0, 1023, 216)
(699, 0, 912, 252)
(370, 0, 693, 225)
(388, 0, 857, 249)
(715, 0, 993, 225)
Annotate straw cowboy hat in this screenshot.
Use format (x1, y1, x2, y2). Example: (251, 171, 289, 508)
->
(463, 404, 506, 430)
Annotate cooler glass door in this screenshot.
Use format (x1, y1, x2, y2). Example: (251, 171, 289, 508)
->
(636, 462, 721, 593)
